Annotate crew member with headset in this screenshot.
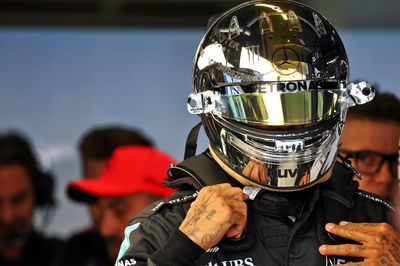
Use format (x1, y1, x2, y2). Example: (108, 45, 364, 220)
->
(0, 132, 62, 266)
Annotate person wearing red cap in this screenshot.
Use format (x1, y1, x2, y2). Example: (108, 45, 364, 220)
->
(59, 145, 176, 266)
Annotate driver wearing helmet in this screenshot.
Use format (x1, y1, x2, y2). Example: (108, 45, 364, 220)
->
(115, 1, 399, 265)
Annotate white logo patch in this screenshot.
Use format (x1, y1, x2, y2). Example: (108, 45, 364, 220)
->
(325, 256, 354, 265)
(115, 259, 137, 266)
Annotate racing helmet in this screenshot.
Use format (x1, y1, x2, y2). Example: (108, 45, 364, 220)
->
(187, 0, 375, 192)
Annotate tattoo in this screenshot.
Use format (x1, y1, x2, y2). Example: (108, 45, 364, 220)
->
(201, 224, 224, 247)
(374, 229, 400, 265)
(375, 234, 387, 245)
(380, 257, 388, 264)
(186, 227, 201, 242)
(379, 256, 396, 266)
(183, 192, 214, 227)
(368, 223, 379, 226)
(390, 239, 400, 262)
(357, 246, 366, 253)
(206, 210, 216, 220)
(180, 190, 219, 241)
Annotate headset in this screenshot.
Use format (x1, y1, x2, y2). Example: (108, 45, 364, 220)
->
(0, 132, 55, 208)
(32, 168, 55, 208)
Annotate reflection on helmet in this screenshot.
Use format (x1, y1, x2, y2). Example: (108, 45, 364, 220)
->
(188, 0, 375, 191)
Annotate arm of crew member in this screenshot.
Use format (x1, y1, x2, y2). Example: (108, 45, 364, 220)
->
(319, 221, 400, 265)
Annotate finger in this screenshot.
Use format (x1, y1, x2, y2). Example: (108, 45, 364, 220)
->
(243, 161, 256, 177)
(319, 243, 368, 258)
(250, 163, 261, 182)
(257, 161, 269, 184)
(225, 205, 248, 238)
(226, 222, 246, 238)
(221, 187, 248, 201)
(299, 174, 310, 186)
(196, 183, 233, 201)
(210, 183, 233, 190)
(325, 223, 370, 243)
(218, 187, 249, 201)
(331, 263, 363, 266)
(225, 213, 247, 238)
(224, 198, 248, 215)
(242, 192, 250, 201)
(338, 221, 396, 236)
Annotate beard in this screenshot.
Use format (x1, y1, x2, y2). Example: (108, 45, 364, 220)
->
(0, 218, 32, 249)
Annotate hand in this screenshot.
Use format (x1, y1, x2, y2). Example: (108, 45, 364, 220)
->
(179, 183, 249, 250)
(319, 221, 400, 265)
(242, 160, 269, 184)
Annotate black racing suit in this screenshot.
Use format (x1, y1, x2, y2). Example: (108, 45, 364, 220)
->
(115, 152, 393, 266)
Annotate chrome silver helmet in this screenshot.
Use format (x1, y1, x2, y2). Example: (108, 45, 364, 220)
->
(187, 0, 374, 191)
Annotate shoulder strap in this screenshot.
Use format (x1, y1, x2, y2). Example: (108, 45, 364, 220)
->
(165, 151, 233, 190)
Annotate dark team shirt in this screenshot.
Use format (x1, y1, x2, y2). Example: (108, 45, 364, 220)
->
(58, 229, 113, 266)
(0, 230, 63, 266)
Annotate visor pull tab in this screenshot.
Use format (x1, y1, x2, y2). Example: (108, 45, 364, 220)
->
(187, 91, 217, 114)
(346, 81, 375, 107)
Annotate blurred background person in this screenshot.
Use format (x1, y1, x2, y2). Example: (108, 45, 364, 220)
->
(78, 125, 153, 233)
(59, 125, 176, 266)
(59, 126, 156, 266)
(339, 91, 399, 200)
(0, 132, 61, 266)
(339, 90, 400, 229)
(79, 126, 153, 179)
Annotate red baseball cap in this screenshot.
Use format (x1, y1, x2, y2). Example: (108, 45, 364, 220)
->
(67, 145, 177, 202)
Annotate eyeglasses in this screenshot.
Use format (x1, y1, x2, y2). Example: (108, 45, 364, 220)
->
(339, 149, 399, 176)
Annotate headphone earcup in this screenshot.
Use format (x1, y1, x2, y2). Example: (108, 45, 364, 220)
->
(33, 171, 55, 207)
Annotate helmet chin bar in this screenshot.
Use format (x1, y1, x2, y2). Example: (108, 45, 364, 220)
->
(206, 115, 342, 191)
(209, 145, 334, 192)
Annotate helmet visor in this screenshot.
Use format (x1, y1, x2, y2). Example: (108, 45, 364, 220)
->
(214, 89, 341, 126)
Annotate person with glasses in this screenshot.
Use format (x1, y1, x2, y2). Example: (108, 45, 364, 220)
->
(340, 91, 400, 201)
